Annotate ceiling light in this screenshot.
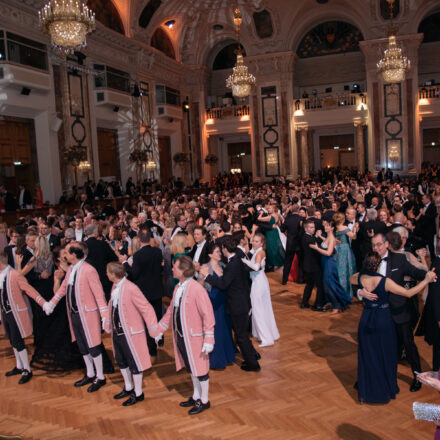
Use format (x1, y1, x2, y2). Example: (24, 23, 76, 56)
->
(165, 20, 175, 29)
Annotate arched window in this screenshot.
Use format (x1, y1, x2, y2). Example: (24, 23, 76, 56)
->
(212, 43, 245, 70)
(139, 0, 162, 29)
(87, 0, 124, 34)
(418, 11, 440, 43)
(253, 10, 273, 39)
(297, 21, 363, 58)
(151, 28, 176, 59)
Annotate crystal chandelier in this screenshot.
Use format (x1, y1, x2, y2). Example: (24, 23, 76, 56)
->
(39, 0, 95, 55)
(226, 7, 256, 99)
(77, 160, 92, 172)
(146, 160, 157, 171)
(376, 0, 410, 83)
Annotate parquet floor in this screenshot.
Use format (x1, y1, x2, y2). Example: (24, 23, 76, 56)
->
(0, 274, 438, 440)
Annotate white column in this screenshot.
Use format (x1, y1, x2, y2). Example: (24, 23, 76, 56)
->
(300, 126, 309, 178)
(354, 122, 365, 172)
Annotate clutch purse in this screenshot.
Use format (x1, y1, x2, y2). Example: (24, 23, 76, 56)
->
(413, 402, 440, 422)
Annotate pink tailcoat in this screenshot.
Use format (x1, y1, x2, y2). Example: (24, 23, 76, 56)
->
(2, 269, 45, 338)
(50, 262, 107, 349)
(158, 279, 215, 377)
(104, 279, 160, 372)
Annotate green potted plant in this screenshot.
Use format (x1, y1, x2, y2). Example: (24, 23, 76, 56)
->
(204, 153, 218, 165)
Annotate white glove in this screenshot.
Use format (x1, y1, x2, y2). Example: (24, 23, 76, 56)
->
(201, 343, 214, 354)
(42, 301, 55, 316)
(154, 334, 163, 345)
(241, 257, 261, 271)
(101, 317, 108, 331)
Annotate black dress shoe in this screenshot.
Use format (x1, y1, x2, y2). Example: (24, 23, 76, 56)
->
(114, 388, 133, 399)
(241, 363, 261, 372)
(311, 305, 325, 312)
(188, 400, 210, 415)
(5, 367, 22, 377)
(18, 370, 32, 384)
(180, 397, 197, 407)
(122, 392, 144, 406)
(74, 375, 95, 387)
(410, 378, 422, 392)
(300, 304, 310, 309)
(87, 377, 106, 393)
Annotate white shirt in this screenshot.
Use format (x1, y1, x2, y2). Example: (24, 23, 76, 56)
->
(171, 226, 183, 240)
(174, 278, 191, 307)
(68, 259, 85, 286)
(227, 253, 236, 263)
(111, 277, 126, 307)
(0, 266, 11, 288)
(75, 229, 83, 242)
(26, 246, 34, 255)
(378, 251, 389, 276)
(193, 240, 206, 263)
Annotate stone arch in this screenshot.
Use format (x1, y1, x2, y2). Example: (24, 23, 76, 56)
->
(138, 0, 162, 29)
(296, 21, 364, 58)
(151, 27, 176, 59)
(87, 0, 124, 34)
(418, 10, 440, 43)
(286, 5, 370, 54)
(407, 0, 440, 34)
(204, 39, 248, 69)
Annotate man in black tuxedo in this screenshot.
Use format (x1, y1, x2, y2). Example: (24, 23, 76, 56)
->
(200, 236, 260, 372)
(417, 194, 437, 258)
(171, 214, 187, 239)
(189, 226, 210, 270)
(4, 228, 20, 268)
(281, 205, 303, 285)
(84, 224, 118, 300)
(39, 223, 61, 251)
(301, 220, 325, 311)
(123, 227, 164, 356)
(17, 184, 32, 209)
(358, 209, 387, 261)
(359, 233, 426, 392)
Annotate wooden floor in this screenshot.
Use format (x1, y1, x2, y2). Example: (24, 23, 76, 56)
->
(0, 274, 438, 440)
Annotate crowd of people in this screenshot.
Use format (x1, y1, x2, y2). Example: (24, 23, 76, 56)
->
(1, 165, 440, 425)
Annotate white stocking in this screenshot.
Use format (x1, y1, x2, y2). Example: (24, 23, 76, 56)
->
(92, 354, 104, 380)
(83, 354, 95, 378)
(13, 348, 23, 369)
(133, 373, 143, 397)
(200, 379, 209, 404)
(191, 375, 201, 401)
(18, 349, 30, 372)
(120, 367, 133, 391)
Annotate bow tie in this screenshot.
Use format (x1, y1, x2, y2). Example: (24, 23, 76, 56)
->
(381, 257, 388, 262)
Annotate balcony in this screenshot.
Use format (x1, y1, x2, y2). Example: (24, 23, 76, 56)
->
(418, 86, 440, 119)
(293, 93, 368, 127)
(205, 104, 251, 136)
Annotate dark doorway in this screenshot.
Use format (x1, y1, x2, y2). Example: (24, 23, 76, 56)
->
(97, 128, 119, 179)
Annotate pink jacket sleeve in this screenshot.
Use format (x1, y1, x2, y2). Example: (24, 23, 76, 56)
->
(195, 284, 215, 345)
(131, 288, 160, 338)
(16, 273, 45, 307)
(87, 266, 108, 318)
(52, 269, 69, 306)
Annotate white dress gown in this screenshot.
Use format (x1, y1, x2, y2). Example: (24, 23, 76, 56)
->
(249, 249, 280, 347)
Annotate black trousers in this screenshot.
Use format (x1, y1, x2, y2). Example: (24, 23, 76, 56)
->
(113, 333, 139, 374)
(1, 310, 25, 351)
(70, 312, 101, 357)
(395, 320, 421, 375)
(302, 270, 325, 307)
(146, 297, 163, 357)
(229, 312, 259, 368)
(282, 250, 303, 284)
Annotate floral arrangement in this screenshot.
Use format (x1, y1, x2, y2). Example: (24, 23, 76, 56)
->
(173, 152, 190, 164)
(205, 153, 218, 165)
(64, 145, 87, 165)
(129, 149, 149, 164)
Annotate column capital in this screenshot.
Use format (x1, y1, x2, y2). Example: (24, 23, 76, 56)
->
(295, 124, 308, 132)
(353, 119, 367, 128)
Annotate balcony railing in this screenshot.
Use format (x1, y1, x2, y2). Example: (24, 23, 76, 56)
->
(419, 86, 440, 100)
(294, 93, 367, 112)
(206, 104, 250, 120)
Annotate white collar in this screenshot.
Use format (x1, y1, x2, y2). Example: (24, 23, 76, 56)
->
(111, 277, 126, 307)
(0, 266, 11, 287)
(26, 247, 34, 255)
(68, 259, 85, 285)
(197, 240, 206, 248)
(227, 253, 236, 262)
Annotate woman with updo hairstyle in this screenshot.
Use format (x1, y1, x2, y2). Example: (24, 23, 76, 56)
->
(350, 252, 437, 404)
(333, 212, 357, 298)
